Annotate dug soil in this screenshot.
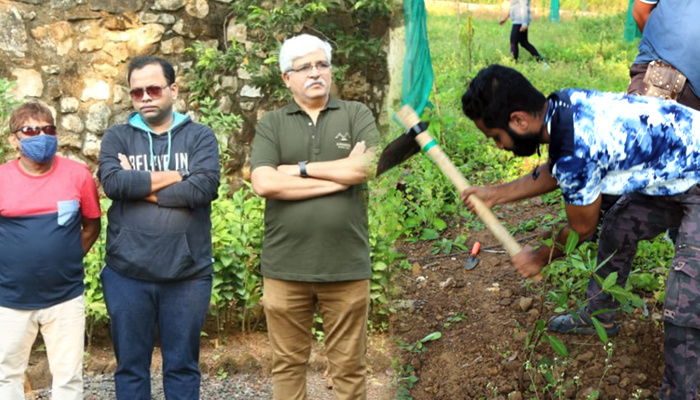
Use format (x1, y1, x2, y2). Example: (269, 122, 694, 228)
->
(392, 198, 666, 399)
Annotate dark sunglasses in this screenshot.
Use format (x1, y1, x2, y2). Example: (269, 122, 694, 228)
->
(14, 125, 57, 136)
(129, 85, 170, 101)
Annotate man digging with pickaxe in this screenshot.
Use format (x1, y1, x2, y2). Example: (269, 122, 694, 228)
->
(459, 64, 700, 400)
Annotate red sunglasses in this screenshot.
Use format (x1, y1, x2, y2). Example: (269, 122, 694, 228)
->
(129, 85, 170, 101)
(14, 125, 57, 136)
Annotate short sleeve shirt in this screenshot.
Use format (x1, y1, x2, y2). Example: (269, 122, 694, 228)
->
(634, 0, 700, 95)
(250, 98, 380, 282)
(0, 156, 101, 309)
(549, 89, 700, 206)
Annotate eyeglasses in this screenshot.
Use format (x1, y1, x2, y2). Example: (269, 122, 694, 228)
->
(287, 62, 331, 76)
(129, 85, 171, 101)
(14, 125, 57, 136)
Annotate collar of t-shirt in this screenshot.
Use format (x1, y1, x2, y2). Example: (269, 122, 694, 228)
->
(547, 90, 575, 173)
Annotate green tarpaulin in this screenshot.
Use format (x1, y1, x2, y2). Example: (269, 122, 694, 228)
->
(401, 0, 434, 118)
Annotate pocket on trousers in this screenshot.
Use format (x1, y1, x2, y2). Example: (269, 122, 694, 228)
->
(663, 249, 700, 329)
(57, 200, 80, 226)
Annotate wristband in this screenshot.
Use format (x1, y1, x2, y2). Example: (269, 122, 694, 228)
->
(299, 161, 308, 178)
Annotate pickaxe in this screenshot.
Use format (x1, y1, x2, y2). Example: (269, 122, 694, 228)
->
(377, 105, 542, 283)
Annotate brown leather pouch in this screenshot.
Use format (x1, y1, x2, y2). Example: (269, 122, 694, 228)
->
(642, 60, 688, 100)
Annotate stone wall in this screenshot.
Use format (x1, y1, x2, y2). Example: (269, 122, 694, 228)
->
(0, 0, 396, 173)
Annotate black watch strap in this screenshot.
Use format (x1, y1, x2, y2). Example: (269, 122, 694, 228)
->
(178, 168, 189, 180)
(299, 161, 308, 178)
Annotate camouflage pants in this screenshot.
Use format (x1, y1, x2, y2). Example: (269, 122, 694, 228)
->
(660, 322, 700, 400)
(585, 186, 700, 399)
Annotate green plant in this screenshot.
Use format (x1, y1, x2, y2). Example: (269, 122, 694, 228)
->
(183, 41, 245, 104)
(391, 358, 418, 400)
(209, 180, 265, 336)
(431, 234, 468, 255)
(83, 198, 111, 348)
(442, 313, 467, 328)
(217, 367, 229, 380)
(486, 382, 498, 399)
(489, 345, 512, 359)
(198, 97, 244, 159)
(368, 183, 411, 323)
(0, 79, 19, 163)
(311, 313, 325, 344)
(396, 331, 442, 353)
(229, 0, 392, 103)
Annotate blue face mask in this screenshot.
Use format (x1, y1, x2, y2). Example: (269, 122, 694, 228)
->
(20, 134, 58, 163)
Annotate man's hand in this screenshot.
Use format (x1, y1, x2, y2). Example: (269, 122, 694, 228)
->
(519, 25, 528, 32)
(511, 244, 545, 278)
(118, 153, 132, 170)
(349, 140, 367, 157)
(460, 187, 498, 210)
(499, 17, 508, 25)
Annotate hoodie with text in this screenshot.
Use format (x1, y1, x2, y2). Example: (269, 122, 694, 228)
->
(97, 112, 220, 282)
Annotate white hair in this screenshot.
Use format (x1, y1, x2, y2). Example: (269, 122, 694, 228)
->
(279, 34, 333, 73)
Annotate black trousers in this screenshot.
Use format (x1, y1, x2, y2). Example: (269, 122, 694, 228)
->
(510, 24, 542, 61)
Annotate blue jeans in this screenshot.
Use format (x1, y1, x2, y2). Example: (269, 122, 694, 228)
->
(101, 266, 212, 400)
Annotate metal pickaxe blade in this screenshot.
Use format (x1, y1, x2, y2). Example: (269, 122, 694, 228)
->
(375, 121, 429, 177)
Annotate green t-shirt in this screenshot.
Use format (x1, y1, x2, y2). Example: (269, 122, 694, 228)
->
(250, 97, 380, 282)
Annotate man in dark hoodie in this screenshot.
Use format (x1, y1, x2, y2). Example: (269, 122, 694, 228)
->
(97, 56, 220, 400)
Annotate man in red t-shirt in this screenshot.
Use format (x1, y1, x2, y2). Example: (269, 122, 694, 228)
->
(0, 102, 101, 400)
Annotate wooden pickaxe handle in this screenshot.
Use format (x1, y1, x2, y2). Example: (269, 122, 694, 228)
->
(396, 105, 542, 283)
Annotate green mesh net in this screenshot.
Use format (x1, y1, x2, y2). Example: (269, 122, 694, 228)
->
(401, 0, 434, 118)
(549, 0, 560, 23)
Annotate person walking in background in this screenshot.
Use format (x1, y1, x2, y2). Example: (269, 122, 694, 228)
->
(500, 0, 543, 62)
(97, 56, 220, 400)
(250, 34, 378, 400)
(0, 102, 101, 400)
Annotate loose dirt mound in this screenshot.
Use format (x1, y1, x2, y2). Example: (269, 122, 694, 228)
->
(393, 200, 666, 399)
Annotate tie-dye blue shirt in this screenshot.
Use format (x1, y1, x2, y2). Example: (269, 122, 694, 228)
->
(548, 89, 700, 206)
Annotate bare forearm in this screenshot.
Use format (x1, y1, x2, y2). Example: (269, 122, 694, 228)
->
(81, 219, 101, 254)
(490, 164, 559, 205)
(252, 167, 348, 200)
(284, 156, 373, 186)
(532, 207, 600, 266)
(530, 224, 584, 268)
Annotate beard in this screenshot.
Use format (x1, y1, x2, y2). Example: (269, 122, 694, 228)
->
(505, 125, 540, 157)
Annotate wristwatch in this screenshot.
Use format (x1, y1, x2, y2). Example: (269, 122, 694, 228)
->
(178, 168, 189, 181)
(298, 161, 308, 178)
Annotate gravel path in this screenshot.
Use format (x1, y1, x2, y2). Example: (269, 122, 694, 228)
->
(32, 371, 390, 399)
(34, 373, 274, 400)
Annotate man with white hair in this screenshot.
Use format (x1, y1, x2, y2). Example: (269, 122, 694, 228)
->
(250, 33, 378, 400)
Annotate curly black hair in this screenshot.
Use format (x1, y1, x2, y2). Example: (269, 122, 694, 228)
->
(461, 65, 545, 130)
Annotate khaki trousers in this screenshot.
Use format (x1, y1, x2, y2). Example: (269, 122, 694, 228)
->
(263, 277, 369, 400)
(0, 295, 85, 400)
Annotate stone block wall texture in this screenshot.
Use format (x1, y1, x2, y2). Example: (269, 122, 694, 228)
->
(0, 0, 393, 174)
